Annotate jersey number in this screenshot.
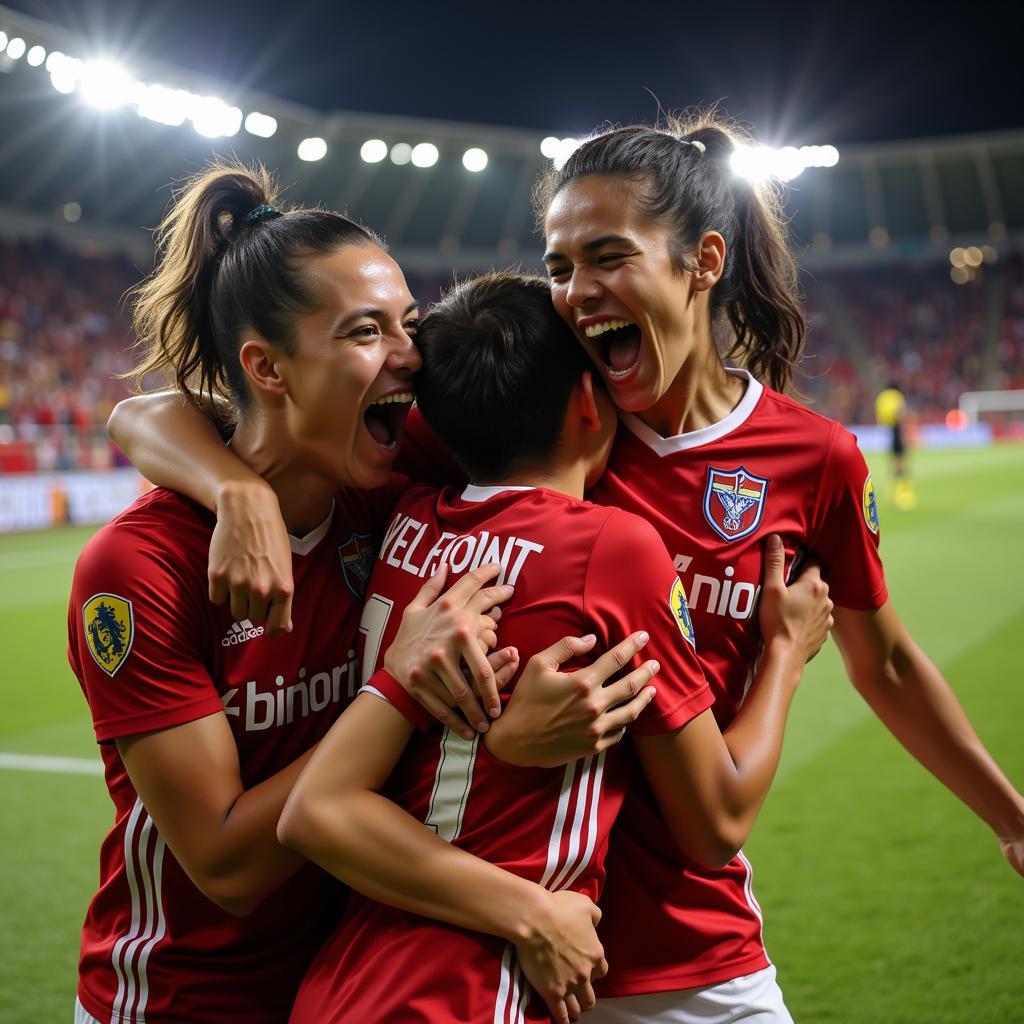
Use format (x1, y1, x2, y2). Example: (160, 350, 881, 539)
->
(358, 593, 395, 686)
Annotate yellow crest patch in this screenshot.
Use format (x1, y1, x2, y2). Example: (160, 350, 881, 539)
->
(862, 473, 879, 535)
(83, 593, 134, 677)
(670, 577, 697, 649)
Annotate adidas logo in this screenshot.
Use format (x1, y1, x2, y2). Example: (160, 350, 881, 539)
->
(221, 619, 265, 647)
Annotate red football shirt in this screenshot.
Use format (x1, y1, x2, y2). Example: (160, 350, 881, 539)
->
(69, 481, 401, 1024)
(290, 483, 713, 1024)
(591, 370, 888, 994)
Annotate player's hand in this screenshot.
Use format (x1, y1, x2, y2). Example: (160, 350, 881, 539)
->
(384, 563, 514, 736)
(514, 890, 606, 1024)
(758, 535, 833, 665)
(998, 830, 1024, 877)
(485, 632, 659, 768)
(208, 480, 295, 636)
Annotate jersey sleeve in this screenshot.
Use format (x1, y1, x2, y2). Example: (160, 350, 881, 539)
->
(584, 510, 714, 735)
(68, 525, 224, 743)
(359, 668, 434, 732)
(809, 423, 888, 610)
(394, 406, 468, 488)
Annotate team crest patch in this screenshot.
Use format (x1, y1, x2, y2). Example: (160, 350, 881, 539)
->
(863, 473, 879, 535)
(670, 577, 696, 648)
(704, 467, 770, 542)
(83, 593, 134, 677)
(338, 533, 375, 599)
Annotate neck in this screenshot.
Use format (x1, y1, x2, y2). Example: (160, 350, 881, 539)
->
(230, 417, 338, 537)
(639, 339, 744, 438)
(475, 459, 587, 501)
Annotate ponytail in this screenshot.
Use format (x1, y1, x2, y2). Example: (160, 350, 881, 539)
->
(130, 160, 377, 411)
(534, 110, 806, 393)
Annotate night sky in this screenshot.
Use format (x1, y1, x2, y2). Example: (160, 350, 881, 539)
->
(5, 0, 1020, 144)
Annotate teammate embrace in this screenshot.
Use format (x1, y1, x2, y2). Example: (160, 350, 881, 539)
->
(75, 111, 1022, 1024)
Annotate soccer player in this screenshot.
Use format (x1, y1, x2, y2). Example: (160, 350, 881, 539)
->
(277, 271, 832, 1024)
(531, 115, 1024, 1022)
(68, 163, 528, 1024)
(875, 380, 917, 509)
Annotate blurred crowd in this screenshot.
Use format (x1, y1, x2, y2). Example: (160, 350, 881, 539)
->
(1, 236, 1022, 474)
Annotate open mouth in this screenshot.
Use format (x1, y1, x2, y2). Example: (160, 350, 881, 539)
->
(584, 319, 642, 379)
(363, 391, 414, 451)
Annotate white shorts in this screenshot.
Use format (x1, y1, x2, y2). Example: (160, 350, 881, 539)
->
(588, 966, 794, 1024)
(74, 998, 103, 1024)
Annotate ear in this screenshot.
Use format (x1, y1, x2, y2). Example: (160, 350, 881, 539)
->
(576, 370, 604, 433)
(238, 338, 288, 397)
(692, 231, 726, 292)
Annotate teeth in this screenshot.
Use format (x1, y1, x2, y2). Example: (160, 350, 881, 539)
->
(372, 393, 414, 406)
(583, 318, 635, 339)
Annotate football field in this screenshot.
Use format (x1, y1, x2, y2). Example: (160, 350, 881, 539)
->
(1, 445, 1022, 1023)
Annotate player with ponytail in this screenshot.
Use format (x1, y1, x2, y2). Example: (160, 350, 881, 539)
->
(534, 111, 1023, 1022)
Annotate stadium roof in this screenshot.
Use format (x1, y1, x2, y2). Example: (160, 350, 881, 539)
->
(0, 2, 1021, 273)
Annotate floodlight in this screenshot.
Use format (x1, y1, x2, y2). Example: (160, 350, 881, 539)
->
(360, 138, 387, 163)
(462, 147, 488, 172)
(79, 60, 132, 110)
(63, 202, 82, 223)
(27, 45, 45, 67)
(6, 36, 26, 60)
(298, 136, 327, 161)
(45, 50, 64, 71)
(540, 136, 561, 159)
(411, 143, 439, 168)
(0, 33, 8, 52)
(137, 84, 188, 127)
(191, 96, 242, 138)
(244, 111, 277, 138)
(552, 138, 579, 170)
(390, 142, 412, 165)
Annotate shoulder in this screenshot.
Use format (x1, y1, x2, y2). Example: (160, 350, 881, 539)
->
(588, 506, 673, 581)
(757, 386, 843, 450)
(335, 474, 413, 533)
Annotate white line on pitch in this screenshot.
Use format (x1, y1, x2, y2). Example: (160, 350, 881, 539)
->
(0, 752, 103, 776)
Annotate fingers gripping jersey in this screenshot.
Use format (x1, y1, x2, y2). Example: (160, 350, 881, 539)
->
(591, 370, 888, 994)
(68, 480, 403, 1024)
(290, 484, 713, 1024)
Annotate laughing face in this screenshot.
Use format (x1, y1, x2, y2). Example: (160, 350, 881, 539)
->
(275, 243, 421, 489)
(543, 175, 708, 416)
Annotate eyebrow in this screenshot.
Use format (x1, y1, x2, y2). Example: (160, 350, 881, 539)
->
(333, 301, 419, 331)
(543, 234, 635, 262)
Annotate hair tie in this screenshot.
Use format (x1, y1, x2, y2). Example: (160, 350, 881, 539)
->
(681, 138, 706, 154)
(245, 204, 278, 224)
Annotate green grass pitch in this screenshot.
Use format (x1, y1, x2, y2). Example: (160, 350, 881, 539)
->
(1, 445, 1022, 1023)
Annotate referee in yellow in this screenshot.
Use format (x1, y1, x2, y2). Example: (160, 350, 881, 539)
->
(876, 381, 917, 510)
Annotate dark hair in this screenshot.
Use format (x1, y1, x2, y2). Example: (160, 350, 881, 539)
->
(131, 160, 379, 412)
(533, 111, 805, 393)
(415, 271, 594, 482)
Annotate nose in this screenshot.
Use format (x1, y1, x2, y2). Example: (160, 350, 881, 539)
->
(565, 266, 602, 310)
(389, 327, 423, 375)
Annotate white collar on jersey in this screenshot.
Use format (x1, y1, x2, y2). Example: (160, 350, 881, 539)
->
(460, 484, 535, 503)
(288, 501, 335, 556)
(618, 368, 763, 456)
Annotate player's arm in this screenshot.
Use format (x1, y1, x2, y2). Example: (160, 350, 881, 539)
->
(116, 715, 317, 916)
(833, 602, 1024, 876)
(107, 390, 296, 634)
(278, 690, 607, 1024)
(636, 535, 833, 868)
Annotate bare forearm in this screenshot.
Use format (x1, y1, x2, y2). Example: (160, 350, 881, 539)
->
(279, 789, 546, 942)
(108, 392, 260, 511)
(852, 641, 1024, 837)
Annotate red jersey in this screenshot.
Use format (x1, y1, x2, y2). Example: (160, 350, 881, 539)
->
(68, 481, 401, 1024)
(290, 484, 713, 1024)
(591, 370, 888, 994)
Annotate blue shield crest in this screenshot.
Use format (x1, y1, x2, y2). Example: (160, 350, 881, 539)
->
(703, 466, 770, 542)
(338, 533, 375, 599)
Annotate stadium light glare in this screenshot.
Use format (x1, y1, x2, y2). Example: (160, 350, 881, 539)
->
(27, 45, 46, 67)
(411, 142, 439, 168)
(62, 202, 82, 223)
(79, 60, 133, 110)
(360, 138, 388, 163)
(137, 84, 189, 127)
(191, 96, 242, 138)
(6, 36, 26, 60)
(390, 142, 412, 165)
(0, 33, 8, 53)
(244, 111, 277, 138)
(964, 246, 983, 268)
(45, 49, 64, 72)
(540, 136, 561, 159)
(298, 136, 327, 161)
(552, 137, 580, 170)
(462, 147, 488, 172)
